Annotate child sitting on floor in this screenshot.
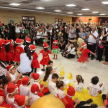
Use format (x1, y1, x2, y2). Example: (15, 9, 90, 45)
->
(29, 84, 41, 106)
(14, 95, 31, 108)
(63, 86, 97, 108)
(7, 65, 22, 86)
(54, 81, 65, 99)
(6, 82, 18, 106)
(74, 75, 84, 92)
(19, 76, 30, 97)
(48, 73, 59, 95)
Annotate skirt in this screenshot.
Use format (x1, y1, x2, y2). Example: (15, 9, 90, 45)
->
(31, 60, 40, 68)
(14, 54, 20, 62)
(84, 89, 104, 106)
(0, 53, 6, 61)
(52, 49, 59, 54)
(6, 52, 14, 61)
(40, 57, 50, 65)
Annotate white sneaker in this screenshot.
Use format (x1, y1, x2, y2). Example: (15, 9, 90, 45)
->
(82, 63, 86, 68)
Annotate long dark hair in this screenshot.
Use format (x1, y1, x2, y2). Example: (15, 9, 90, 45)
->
(26, 42, 31, 47)
(2, 76, 9, 88)
(14, 43, 18, 49)
(24, 46, 31, 60)
(75, 33, 79, 40)
(43, 66, 52, 81)
(5, 44, 10, 52)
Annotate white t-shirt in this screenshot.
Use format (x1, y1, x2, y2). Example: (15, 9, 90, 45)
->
(48, 80, 57, 94)
(66, 45, 71, 52)
(18, 53, 32, 74)
(9, 73, 17, 82)
(29, 92, 40, 106)
(70, 47, 76, 55)
(74, 82, 83, 92)
(88, 31, 98, 44)
(54, 89, 64, 99)
(6, 94, 14, 105)
(15, 27, 20, 33)
(19, 84, 30, 97)
(36, 32, 42, 39)
(88, 83, 101, 96)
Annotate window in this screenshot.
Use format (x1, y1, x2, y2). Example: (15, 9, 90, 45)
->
(55, 18, 63, 24)
(22, 16, 35, 25)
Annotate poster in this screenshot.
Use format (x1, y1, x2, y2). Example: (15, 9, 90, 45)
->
(9, 19, 14, 24)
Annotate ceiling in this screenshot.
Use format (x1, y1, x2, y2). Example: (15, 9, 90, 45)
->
(0, 0, 108, 16)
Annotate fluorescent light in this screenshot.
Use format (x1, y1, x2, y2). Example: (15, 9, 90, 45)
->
(66, 4, 76, 7)
(82, 8, 90, 10)
(99, 14, 105, 15)
(36, 7, 45, 10)
(67, 12, 73, 14)
(77, 14, 82, 15)
(102, 1, 108, 4)
(9, 3, 20, 6)
(54, 10, 61, 12)
(92, 11, 99, 13)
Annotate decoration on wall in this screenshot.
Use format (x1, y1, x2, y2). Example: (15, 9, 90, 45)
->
(9, 19, 14, 24)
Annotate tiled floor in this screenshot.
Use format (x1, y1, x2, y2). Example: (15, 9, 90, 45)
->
(22, 46, 108, 108)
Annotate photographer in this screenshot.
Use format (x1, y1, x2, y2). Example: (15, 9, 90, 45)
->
(88, 26, 98, 60)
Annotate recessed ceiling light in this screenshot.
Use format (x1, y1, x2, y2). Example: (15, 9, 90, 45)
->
(99, 14, 105, 15)
(67, 12, 73, 14)
(36, 7, 45, 10)
(82, 8, 90, 10)
(92, 11, 99, 13)
(66, 4, 76, 7)
(54, 10, 61, 12)
(102, 1, 108, 4)
(77, 14, 82, 15)
(9, 3, 20, 6)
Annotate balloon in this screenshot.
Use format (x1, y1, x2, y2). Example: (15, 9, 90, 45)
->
(30, 95, 65, 108)
(60, 70, 65, 77)
(67, 73, 73, 80)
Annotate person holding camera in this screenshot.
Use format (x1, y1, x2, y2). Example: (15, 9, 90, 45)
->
(87, 26, 98, 60)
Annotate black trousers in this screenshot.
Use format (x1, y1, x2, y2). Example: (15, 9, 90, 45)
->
(97, 46, 103, 61)
(76, 101, 91, 108)
(105, 46, 108, 62)
(87, 44, 96, 59)
(35, 38, 42, 45)
(64, 54, 75, 58)
(17, 70, 32, 77)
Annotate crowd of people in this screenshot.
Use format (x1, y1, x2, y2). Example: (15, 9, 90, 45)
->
(0, 20, 108, 108)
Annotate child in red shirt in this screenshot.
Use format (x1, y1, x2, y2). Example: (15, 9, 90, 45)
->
(63, 86, 97, 108)
(4, 40, 14, 64)
(0, 40, 6, 61)
(29, 45, 40, 73)
(78, 43, 95, 68)
(14, 38, 24, 65)
(38, 41, 52, 71)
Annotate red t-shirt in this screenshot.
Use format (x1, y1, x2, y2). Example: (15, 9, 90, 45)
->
(63, 95, 74, 108)
(52, 45, 59, 49)
(14, 46, 24, 54)
(80, 48, 90, 56)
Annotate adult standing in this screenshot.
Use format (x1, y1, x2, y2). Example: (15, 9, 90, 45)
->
(17, 46, 32, 76)
(15, 24, 20, 39)
(103, 24, 108, 65)
(88, 26, 98, 60)
(68, 24, 75, 40)
(69, 33, 84, 58)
